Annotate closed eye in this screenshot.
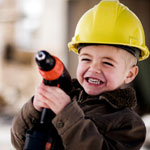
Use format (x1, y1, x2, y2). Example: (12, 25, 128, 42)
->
(81, 58, 91, 61)
(103, 62, 114, 67)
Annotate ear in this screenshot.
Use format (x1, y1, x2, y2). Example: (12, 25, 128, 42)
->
(125, 65, 139, 84)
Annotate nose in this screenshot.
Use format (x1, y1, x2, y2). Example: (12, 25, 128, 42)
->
(89, 61, 101, 73)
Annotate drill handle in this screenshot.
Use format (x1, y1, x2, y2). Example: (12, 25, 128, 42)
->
(40, 108, 55, 124)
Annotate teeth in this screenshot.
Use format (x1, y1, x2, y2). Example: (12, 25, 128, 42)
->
(88, 78, 101, 85)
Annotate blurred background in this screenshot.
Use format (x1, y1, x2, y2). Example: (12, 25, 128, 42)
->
(0, 0, 149, 149)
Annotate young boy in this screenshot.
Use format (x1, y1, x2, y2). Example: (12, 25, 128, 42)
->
(11, 0, 149, 150)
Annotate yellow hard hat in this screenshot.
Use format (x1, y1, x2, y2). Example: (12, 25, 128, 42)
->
(68, 0, 149, 61)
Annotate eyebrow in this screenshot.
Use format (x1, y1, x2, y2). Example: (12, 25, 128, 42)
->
(79, 53, 91, 57)
(103, 57, 118, 64)
(79, 53, 118, 64)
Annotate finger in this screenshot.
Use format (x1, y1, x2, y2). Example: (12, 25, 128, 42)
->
(34, 91, 51, 110)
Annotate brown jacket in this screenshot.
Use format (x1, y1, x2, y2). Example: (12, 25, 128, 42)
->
(11, 79, 146, 150)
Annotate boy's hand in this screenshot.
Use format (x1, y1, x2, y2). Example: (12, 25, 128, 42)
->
(33, 82, 71, 114)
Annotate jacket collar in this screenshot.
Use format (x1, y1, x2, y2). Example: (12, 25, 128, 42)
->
(100, 88, 137, 109)
(71, 79, 137, 109)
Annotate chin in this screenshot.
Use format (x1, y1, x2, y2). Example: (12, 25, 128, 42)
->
(85, 89, 102, 96)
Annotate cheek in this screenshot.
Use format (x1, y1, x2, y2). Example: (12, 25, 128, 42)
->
(105, 70, 126, 87)
(76, 63, 87, 82)
(76, 65, 83, 81)
(104, 69, 116, 81)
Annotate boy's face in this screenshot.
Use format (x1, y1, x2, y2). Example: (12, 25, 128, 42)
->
(76, 45, 138, 96)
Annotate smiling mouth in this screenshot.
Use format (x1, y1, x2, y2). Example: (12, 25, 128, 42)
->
(86, 77, 104, 85)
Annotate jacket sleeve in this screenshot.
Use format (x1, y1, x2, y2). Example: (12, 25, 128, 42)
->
(52, 100, 146, 150)
(11, 98, 41, 150)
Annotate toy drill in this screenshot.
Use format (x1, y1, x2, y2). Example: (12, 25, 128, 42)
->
(24, 50, 72, 150)
(35, 50, 72, 94)
(35, 50, 72, 123)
